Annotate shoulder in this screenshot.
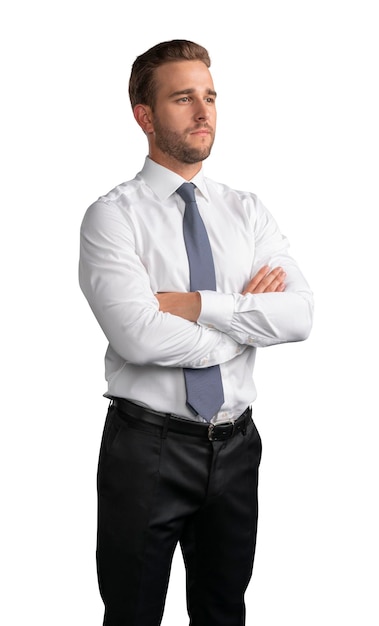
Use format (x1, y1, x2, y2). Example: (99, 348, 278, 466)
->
(204, 176, 267, 214)
(205, 176, 260, 201)
(81, 174, 145, 226)
(97, 173, 144, 206)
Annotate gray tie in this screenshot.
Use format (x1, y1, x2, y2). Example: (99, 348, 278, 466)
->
(176, 182, 225, 421)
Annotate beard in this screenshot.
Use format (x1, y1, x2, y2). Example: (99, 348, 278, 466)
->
(152, 115, 215, 164)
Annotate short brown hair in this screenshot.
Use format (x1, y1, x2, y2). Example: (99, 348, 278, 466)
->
(129, 39, 211, 110)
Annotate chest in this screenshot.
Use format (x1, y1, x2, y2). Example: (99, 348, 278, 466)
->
(130, 201, 256, 294)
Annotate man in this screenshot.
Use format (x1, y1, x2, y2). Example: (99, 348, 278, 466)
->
(79, 40, 313, 626)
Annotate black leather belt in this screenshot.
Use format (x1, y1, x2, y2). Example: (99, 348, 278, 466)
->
(110, 397, 251, 442)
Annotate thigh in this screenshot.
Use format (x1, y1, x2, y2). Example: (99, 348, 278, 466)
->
(97, 406, 173, 626)
(180, 418, 262, 626)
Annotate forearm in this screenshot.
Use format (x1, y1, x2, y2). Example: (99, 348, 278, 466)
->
(156, 260, 313, 347)
(156, 292, 201, 322)
(199, 290, 313, 347)
(198, 262, 314, 347)
(80, 277, 244, 367)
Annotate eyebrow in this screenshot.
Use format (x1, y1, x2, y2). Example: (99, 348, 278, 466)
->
(168, 88, 217, 98)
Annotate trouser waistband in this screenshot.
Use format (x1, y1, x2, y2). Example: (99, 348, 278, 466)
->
(110, 397, 251, 442)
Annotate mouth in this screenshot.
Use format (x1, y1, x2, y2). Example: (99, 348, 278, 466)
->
(189, 127, 212, 136)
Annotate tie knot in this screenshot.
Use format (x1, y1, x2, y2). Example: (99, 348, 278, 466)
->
(176, 182, 196, 204)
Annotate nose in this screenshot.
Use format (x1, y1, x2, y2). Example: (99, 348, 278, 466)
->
(194, 100, 210, 122)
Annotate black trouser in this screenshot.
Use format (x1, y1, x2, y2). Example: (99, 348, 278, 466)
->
(97, 401, 262, 626)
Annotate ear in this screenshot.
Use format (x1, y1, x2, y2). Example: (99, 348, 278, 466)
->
(133, 104, 154, 134)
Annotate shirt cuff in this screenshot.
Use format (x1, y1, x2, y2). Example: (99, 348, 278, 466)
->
(198, 291, 235, 334)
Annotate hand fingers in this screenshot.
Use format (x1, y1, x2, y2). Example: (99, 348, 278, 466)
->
(262, 267, 286, 293)
(242, 266, 286, 294)
(242, 265, 270, 293)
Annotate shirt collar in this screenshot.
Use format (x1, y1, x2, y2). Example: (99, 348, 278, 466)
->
(139, 156, 210, 202)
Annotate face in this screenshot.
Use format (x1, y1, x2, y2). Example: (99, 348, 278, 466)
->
(145, 60, 217, 172)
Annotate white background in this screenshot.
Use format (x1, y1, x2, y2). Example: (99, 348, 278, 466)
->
(1, 1, 378, 624)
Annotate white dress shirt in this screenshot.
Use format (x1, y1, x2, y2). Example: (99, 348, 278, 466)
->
(79, 157, 313, 423)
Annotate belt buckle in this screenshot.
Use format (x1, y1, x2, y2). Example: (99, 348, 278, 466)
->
(208, 421, 234, 441)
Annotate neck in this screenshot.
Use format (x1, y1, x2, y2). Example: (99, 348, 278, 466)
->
(148, 152, 202, 181)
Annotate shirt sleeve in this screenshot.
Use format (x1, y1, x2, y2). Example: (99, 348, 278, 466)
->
(198, 197, 314, 347)
(79, 200, 245, 368)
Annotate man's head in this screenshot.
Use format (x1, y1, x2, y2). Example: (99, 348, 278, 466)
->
(129, 40, 211, 111)
(129, 40, 216, 177)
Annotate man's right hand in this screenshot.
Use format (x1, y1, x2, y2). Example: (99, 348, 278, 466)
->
(156, 266, 286, 322)
(242, 266, 286, 295)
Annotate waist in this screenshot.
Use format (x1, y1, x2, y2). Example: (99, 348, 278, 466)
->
(105, 351, 258, 420)
(110, 397, 252, 442)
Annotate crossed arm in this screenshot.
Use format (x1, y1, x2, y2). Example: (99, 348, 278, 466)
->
(80, 197, 313, 365)
(156, 265, 286, 322)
